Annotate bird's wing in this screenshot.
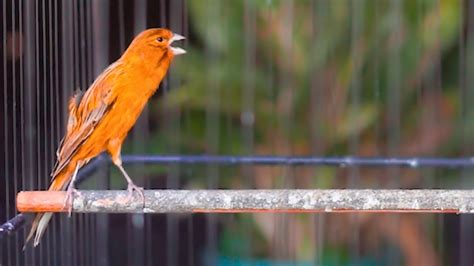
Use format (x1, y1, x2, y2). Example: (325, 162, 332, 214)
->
(51, 62, 122, 180)
(54, 89, 84, 159)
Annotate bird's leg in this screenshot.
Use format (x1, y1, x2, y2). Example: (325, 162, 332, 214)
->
(108, 141, 145, 205)
(115, 162, 145, 204)
(65, 183, 80, 217)
(64, 163, 81, 217)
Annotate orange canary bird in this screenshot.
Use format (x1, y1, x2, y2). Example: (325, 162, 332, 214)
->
(25, 28, 186, 247)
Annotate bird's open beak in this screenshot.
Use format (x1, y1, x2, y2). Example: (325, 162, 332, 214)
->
(169, 33, 186, 55)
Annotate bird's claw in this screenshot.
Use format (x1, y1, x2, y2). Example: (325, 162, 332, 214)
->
(63, 187, 80, 217)
(126, 183, 145, 206)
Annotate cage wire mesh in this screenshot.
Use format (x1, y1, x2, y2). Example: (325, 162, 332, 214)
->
(1, 0, 474, 265)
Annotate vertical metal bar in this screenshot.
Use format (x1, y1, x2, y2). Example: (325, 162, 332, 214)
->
(162, 0, 171, 262)
(85, 1, 96, 264)
(2, 0, 12, 264)
(1, 1, 4, 262)
(204, 0, 220, 264)
(91, 1, 110, 264)
(72, 2, 79, 263)
(72, 3, 80, 264)
(387, 1, 402, 265)
(431, 0, 444, 260)
(371, 0, 382, 258)
(10, 0, 21, 262)
(182, 3, 192, 265)
(23, 0, 37, 264)
(78, 2, 89, 264)
(47, 0, 58, 263)
(242, 0, 256, 172)
(263, 1, 276, 261)
(458, 1, 466, 264)
(242, 0, 256, 260)
(130, 1, 147, 265)
(118, 0, 125, 52)
(460, 0, 474, 264)
(167, 0, 185, 265)
(274, 0, 294, 260)
(18, 0, 26, 263)
(60, 0, 73, 262)
(35, 1, 45, 263)
(349, 0, 364, 261)
(310, 0, 327, 263)
(349, 0, 363, 186)
(92, 1, 110, 77)
(41, 0, 52, 262)
(387, 2, 401, 181)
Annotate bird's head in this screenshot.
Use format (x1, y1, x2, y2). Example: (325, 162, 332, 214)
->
(122, 28, 186, 63)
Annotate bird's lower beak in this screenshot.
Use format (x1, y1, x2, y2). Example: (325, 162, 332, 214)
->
(169, 33, 186, 55)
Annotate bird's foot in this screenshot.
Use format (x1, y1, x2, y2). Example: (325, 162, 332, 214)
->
(127, 182, 145, 206)
(63, 187, 80, 217)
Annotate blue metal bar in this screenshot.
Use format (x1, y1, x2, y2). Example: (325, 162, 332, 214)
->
(0, 214, 26, 240)
(121, 155, 474, 168)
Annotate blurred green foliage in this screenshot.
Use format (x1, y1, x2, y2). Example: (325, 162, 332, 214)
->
(157, 0, 464, 157)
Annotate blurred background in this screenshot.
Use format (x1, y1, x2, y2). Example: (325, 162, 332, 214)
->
(1, 0, 474, 265)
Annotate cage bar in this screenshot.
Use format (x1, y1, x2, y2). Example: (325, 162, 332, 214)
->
(17, 189, 474, 214)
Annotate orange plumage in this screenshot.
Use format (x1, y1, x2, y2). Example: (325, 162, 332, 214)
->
(25, 28, 186, 247)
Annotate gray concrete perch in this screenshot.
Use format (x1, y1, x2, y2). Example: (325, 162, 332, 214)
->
(16, 189, 474, 213)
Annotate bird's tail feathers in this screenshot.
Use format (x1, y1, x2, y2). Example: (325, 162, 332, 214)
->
(24, 212, 53, 249)
(24, 163, 75, 249)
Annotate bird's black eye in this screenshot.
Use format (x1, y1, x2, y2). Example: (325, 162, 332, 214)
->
(156, 37, 164, 43)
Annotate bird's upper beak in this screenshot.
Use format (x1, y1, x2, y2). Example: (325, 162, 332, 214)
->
(169, 33, 186, 55)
